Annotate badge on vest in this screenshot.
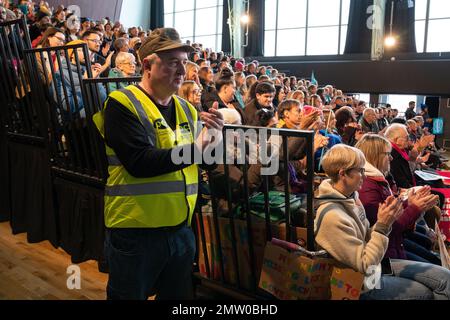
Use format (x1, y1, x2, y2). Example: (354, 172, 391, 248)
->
(154, 119, 168, 130)
(179, 122, 191, 133)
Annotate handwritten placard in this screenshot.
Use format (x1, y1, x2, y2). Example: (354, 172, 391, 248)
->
(259, 242, 364, 300)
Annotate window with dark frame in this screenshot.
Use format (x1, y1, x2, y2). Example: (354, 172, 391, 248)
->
(164, 0, 224, 52)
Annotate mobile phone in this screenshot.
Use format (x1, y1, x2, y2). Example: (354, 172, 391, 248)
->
(381, 258, 393, 276)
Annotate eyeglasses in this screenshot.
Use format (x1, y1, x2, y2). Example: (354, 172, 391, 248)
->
(381, 152, 392, 157)
(191, 89, 202, 96)
(86, 38, 102, 44)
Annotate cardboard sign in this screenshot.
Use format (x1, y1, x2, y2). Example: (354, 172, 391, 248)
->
(259, 242, 364, 300)
(195, 213, 309, 291)
(436, 221, 450, 270)
(432, 188, 450, 240)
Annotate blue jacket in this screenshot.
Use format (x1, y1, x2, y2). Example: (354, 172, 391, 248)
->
(53, 58, 106, 118)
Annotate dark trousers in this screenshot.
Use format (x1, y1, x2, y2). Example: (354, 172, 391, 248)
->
(105, 226, 196, 300)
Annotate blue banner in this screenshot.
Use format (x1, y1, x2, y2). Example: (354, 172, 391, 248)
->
(433, 118, 444, 135)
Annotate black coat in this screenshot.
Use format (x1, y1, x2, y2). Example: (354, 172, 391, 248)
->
(390, 147, 415, 189)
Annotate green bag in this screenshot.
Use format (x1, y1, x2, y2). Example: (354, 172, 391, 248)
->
(237, 191, 305, 224)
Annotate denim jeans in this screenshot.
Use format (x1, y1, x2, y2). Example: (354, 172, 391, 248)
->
(105, 226, 196, 300)
(360, 259, 450, 300)
(403, 239, 441, 266)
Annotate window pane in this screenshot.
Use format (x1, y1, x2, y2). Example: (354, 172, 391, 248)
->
(427, 18, 450, 52)
(277, 28, 306, 56)
(196, 0, 218, 9)
(175, 0, 195, 12)
(218, 5, 223, 34)
(217, 34, 222, 51)
(164, 0, 174, 13)
(307, 26, 339, 55)
(264, 30, 276, 56)
(195, 7, 218, 36)
(308, 0, 341, 27)
(340, 25, 347, 54)
(265, 0, 277, 30)
(341, 0, 350, 25)
(415, 0, 428, 20)
(356, 93, 371, 103)
(277, 0, 307, 29)
(175, 11, 194, 38)
(164, 14, 174, 28)
(195, 35, 217, 51)
(387, 95, 418, 114)
(415, 20, 426, 53)
(429, 0, 450, 19)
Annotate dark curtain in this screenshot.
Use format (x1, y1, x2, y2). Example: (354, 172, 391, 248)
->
(150, 0, 165, 30)
(8, 142, 58, 247)
(244, 0, 265, 57)
(384, 0, 416, 54)
(0, 129, 10, 222)
(344, 0, 374, 54)
(222, 0, 231, 54)
(54, 178, 105, 264)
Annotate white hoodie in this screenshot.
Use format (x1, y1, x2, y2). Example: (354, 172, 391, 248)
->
(315, 180, 389, 289)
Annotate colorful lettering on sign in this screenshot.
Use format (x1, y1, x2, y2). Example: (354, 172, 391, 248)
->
(330, 277, 360, 297)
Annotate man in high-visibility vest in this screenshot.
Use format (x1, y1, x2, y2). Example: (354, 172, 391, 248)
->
(94, 28, 224, 300)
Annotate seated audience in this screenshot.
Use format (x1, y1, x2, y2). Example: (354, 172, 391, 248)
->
(316, 144, 450, 300)
(356, 134, 441, 265)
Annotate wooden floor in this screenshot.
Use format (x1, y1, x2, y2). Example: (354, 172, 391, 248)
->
(0, 222, 108, 300)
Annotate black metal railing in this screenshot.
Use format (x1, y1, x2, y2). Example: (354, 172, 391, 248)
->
(82, 76, 142, 181)
(193, 124, 315, 299)
(0, 17, 40, 141)
(24, 43, 96, 177)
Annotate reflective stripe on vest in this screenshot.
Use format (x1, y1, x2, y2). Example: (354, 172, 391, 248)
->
(119, 88, 157, 146)
(176, 96, 197, 139)
(105, 182, 199, 197)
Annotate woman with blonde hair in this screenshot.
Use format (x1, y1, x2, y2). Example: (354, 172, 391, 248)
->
(316, 144, 450, 299)
(178, 80, 202, 112)
(287, 90, 305, 106)
(185, 61, 201, 87)
(356, 134, 442, 265)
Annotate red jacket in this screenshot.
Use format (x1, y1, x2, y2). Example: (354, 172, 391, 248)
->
(359, 168, 422, 260)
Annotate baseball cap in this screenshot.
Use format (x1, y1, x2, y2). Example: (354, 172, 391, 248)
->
(138, 28, 194, 61)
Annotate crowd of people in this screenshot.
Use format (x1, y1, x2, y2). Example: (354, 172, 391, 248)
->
(1, 0, 450, 300)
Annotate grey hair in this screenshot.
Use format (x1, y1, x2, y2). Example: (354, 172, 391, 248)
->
(384, 124, 408, 141)
(115, 52, 135, 65)
(363, 108, 376, 117)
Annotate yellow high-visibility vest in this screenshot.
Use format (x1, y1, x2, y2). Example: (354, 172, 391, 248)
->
(93, 85, 199, 228)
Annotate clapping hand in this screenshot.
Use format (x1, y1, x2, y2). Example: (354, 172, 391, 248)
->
(408, 186, 439, 212)
(377, 196, 404, 227)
